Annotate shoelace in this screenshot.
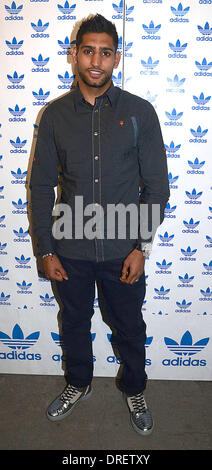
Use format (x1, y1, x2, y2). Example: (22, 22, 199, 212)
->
(128, 392, 147, 414)
(61, 384, 81, 403)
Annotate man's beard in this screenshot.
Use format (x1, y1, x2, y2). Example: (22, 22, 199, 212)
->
(78, 69, 112, 89)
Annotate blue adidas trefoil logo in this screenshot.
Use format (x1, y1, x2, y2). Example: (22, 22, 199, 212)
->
(197, 22, 212, 41)
(0, 324, 41, 360)
(31, 19, 49, 38)
(15, 254, 31, 268)
(199, 287, 212, 301)
(194, 58, 212, 77)
(189, 125, 208, 143)
(10, 137, 27, 154)
(13, 227, 29, 237)
(8, 104, 26, 122)
(155, 259, 172, 274)
(58, 37, 75, 55)
(192, 92, 211, 110)
(164, 331, 209, 356)
(40, 293, 55, 306)
(202, 260, 212, 275)
(0, 324, 39, 350)
(195, 57, 212, 70)
(158, 231, 174, 246)
(168, 39, 187, 58)
(31, 54, 50, 72)
(168, 172, 179, 188)
(5, 37, 24, 55)
(164, 141, 181, 158)
(13, 227, 29, 242)
(5, 1, 23, 20)
(164, 202, 177, 219)
(58, 72, 75, 89)
(31, 19, 49, 32)
(118, 36, 133, 57)
(32, 88, 50, 105)
(140, 57, 159, 75)
(57, 1, 76, 20)
(154, 285, 170, 300)
(182, 217, 200, 233)
(112, 1, 134, 21)
(142, 20, 161, 39)
(180, 246, 197, 261)
(170, 2, 189, 22)
(166, 74, 185, 93)
(7, 71, 25, 89)
(16, 280, 32, 293)
(185, 188, 202, 205)
(8, 104, 26, 116)
(11, 168, 27, 184)
(0, 292, 11, 305)
(163, 330, 209, 367)
(178, 273, 194, 288)
(175, 299, 192, 312)
(0, 266, 9, 279)
(10, 136, 26, 148)
(187, 157, 205, 175)
(0, 324, 40, 350)
(164, 108, 183, 126)
(12, 198, 28, 212)
(190, 126, 208, 137)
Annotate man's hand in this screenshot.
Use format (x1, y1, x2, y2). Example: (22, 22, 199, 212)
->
(120, 249, 145, 284)
(43, 254, 68, 282)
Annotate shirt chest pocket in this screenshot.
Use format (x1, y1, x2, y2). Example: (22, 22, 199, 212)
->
(110, 116, 138, 162)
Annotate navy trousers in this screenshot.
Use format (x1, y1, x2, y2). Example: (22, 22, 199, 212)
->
(56, 255, 147, 396)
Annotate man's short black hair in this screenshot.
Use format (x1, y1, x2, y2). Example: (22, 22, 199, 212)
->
(76, 14, 119, 52)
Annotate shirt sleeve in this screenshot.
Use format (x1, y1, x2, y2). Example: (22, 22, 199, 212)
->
(29, 106, 59, 256)
(137, 101, 170, 246)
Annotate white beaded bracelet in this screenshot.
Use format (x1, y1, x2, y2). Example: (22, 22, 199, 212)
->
(42, 253, 54, 259)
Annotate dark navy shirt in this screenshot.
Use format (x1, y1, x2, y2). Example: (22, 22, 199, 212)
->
(30, 82, 170, 261)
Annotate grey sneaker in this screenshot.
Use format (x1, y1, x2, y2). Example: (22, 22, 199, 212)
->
(46, 383, 92, 422)
(123, 391, 154, 436)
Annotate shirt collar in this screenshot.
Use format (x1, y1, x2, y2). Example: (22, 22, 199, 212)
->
(73, 81, 118, 111)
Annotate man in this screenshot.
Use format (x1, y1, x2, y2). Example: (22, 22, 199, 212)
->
(30, 14, 170, 436)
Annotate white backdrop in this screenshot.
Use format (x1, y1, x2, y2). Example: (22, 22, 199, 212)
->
(0, 0, 211, 381)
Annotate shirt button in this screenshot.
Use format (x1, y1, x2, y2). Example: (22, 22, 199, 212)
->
(94, 109, 99, 113)
(94, 156, 99, 160)
(94, 178, 99, 183)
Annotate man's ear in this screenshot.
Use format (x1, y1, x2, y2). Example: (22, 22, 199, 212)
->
(72, 45, 78, 65)
(114, 50, 121, 69)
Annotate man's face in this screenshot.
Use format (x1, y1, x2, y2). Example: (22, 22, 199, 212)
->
(72, 32, 121, 89)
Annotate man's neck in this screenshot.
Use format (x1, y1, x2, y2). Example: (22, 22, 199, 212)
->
(78, 79, 112, 106)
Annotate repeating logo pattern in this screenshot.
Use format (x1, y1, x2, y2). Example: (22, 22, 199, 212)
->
(0, 0, 211, 380)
